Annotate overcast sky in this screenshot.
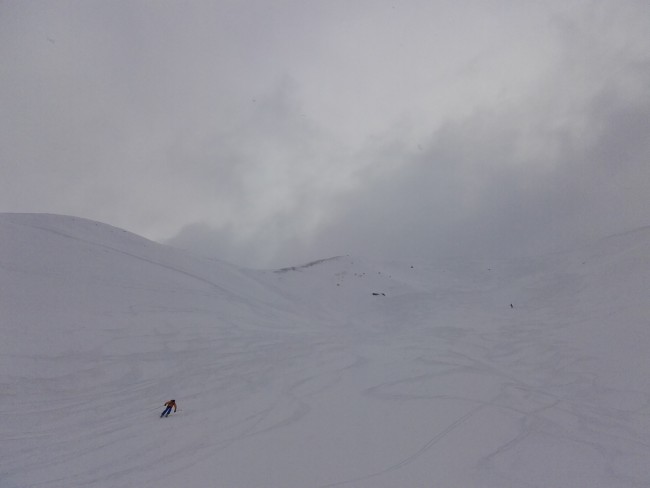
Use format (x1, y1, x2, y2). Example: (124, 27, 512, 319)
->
(2, 0, 649, 268)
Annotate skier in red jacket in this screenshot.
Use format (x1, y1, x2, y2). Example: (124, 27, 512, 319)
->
(160, 399, 177, 418)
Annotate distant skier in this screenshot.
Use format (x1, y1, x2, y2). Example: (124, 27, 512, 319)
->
(160, 399, 177, 418)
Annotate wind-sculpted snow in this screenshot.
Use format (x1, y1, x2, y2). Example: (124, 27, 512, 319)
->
(2, 213, 650, 487)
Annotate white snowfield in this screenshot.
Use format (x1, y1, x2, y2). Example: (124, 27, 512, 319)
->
(2, 214, 650, 488)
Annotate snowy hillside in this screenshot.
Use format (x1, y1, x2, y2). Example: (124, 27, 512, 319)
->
(2, 213, 650, 488)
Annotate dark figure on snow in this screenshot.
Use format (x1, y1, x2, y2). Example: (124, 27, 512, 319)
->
(161, 399, 177, 417)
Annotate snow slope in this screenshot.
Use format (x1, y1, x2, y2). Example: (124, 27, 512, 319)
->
(2, 213, 650, 487)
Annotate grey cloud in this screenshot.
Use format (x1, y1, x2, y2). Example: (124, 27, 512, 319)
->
(2, 1, 649, 268)
(302, 74, 650, 265)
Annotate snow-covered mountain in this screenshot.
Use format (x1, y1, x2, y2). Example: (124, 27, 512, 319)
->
(2, 213, 650, 488)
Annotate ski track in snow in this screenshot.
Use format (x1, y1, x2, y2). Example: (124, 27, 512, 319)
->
(2, 214, 650, 487)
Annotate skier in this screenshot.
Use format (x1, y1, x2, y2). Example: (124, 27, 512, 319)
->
(160, 399, 177, 417)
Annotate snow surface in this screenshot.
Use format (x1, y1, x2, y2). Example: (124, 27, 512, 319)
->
(2, 213, 650, 488)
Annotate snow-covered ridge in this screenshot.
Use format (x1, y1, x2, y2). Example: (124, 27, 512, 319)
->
(2, 213, 650, 488)
(274, 256, 346, 273)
